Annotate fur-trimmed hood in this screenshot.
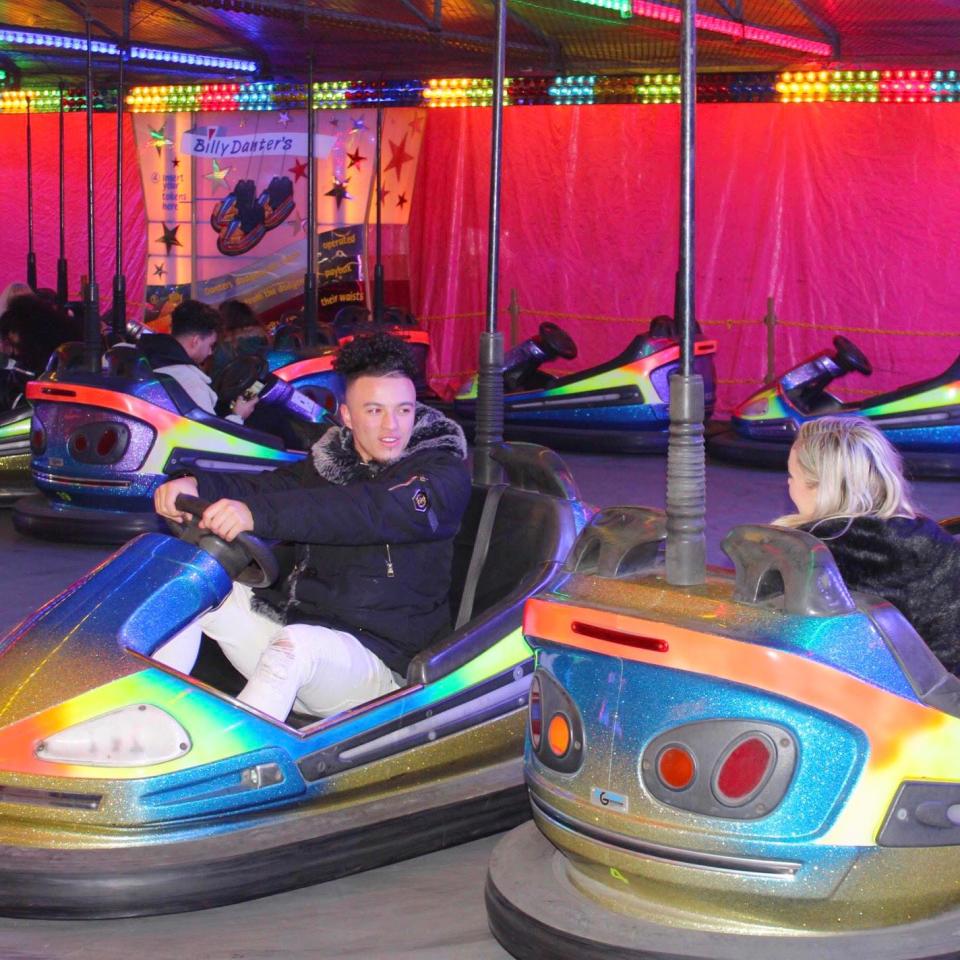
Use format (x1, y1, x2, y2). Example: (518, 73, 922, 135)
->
(310, 402, 467, 485)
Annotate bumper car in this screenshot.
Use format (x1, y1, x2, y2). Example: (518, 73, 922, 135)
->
(708, 335, 960, 477)
(487, 509, 960, 960)
(211, 176, 295, 257)
(12, 344, 342, 545)
(0, 404, 33, 504)
(453, 318, 717, 453)
(0, 442, 584, 918)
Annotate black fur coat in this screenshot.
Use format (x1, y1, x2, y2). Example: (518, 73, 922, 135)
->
(804, 515, 960, 674)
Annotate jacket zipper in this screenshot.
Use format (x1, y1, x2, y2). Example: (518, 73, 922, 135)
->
(385, 543, 395, 578)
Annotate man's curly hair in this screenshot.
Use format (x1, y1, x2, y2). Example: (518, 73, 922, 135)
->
(333, 330, 418, 385)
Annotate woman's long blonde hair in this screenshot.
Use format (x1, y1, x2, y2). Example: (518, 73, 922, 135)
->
(775, 416, 916, 528)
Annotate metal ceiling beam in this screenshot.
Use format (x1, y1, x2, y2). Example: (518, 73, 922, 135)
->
(53, 0, 119, 40)
(395, 0, 435, 30)
(148, 0, 267, 63)
(786, 0, 839, 54)
(505, 2, 563, 69)
(713, 0, 742, 18)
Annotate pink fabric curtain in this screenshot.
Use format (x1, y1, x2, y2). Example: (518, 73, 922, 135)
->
(0, 113, 146, 319)
(409, 104, 960, 411)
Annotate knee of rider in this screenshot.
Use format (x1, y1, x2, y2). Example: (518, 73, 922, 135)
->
(261, 626, 320, 685)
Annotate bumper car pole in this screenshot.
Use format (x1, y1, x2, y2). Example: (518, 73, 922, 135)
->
(26, 97, 37, 292)
(57, 82, 68, 308)
(82, 14, 101, 373)
(303, 54, 318, 348)
(474, 0, 507, 487)
(111, 44, 127, 343)
(665, 0, 706, 586)
(373, 103, 385, 324)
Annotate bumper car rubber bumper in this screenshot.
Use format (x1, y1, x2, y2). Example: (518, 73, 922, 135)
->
(12, 494, 166, 544)
(486, 820, 960, 960)
(0, 761, 527, 919)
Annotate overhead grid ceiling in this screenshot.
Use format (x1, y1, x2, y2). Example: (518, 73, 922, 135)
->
(0, 0, 957, 86)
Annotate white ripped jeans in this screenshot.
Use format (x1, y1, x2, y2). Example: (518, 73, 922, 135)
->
(155, 583, 400, 721)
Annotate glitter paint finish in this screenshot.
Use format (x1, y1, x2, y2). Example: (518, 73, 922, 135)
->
(456, 341, 717, 432)
(731, 370, 960, 454)
(521, 568, 960, 929)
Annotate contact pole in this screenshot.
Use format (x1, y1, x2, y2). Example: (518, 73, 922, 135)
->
(303, 54, 317, 347)
(56, 82, 68, 307)
(112, 49, 126, 342)
(373, 102, 384, 324)
(25, 96, 37, 291)
(664, 0, 706, 585)
(474, 0, 507, 486)
(83, 16, 101, 371)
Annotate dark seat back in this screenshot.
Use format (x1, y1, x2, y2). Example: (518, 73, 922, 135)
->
(103, 344, 152, 380)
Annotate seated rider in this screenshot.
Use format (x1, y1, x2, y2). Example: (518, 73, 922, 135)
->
(776, 416, 960, 673)
(153, 332, 471, 722)
(139, 299, 257, 423)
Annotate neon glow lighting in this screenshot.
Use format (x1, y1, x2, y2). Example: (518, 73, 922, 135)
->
(570, 0, 633, 17)
(0, 27, 257, 73)
(631, 1, 831, 57)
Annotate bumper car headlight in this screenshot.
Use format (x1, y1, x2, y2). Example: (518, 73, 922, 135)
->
(36, 704, 192, 767)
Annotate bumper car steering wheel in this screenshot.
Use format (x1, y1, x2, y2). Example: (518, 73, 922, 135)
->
(537, 322, 578, 361)
(833, 335, 873, 376)
(167, 494, 279, 589)
(212, 354, 270, 404)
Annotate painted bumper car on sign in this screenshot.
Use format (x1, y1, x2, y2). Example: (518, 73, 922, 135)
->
(708, 335, 960, 477)
(453, 318, 717, 453)
(486, 509, 960, 960)
(0, 442, 584, 918)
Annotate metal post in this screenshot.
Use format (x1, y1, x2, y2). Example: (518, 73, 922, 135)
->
(56, 83, 68, 307)
(765, 295, 777, 382)
(83, 16, 101, 371)
(112, 51, 126, 342)
(25, 97, 37, 291)
(373, 102, 384, 324)
(303, 55, 318, 347)
(665, 0, 706, 586)
(474, 0, 507, 486)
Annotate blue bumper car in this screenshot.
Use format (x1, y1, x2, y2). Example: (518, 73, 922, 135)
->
(486, 509, 960, 960)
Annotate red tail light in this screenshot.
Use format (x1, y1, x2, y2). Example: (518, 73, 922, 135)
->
(713, 735, 775, 805)
(30, 427, 46, 455)
(96, 428, 118, 457)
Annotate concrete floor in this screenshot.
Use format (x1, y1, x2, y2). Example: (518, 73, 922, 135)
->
(0, 452, 957, 958)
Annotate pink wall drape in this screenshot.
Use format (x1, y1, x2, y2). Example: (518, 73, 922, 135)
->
(409, 104, 960, 410)
(0, 113, 146, 318)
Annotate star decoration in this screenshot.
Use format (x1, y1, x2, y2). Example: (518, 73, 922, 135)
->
(407, 113, 425, 134)
(329, 117, 340, 129)
(325, 178, 352, 209)
(288, 158, 308, 182)
(351, 116, 367, 133)
(378, 187, 391, 204)
(156, 224, 182, 254)
(149, 124, 172, 157)
(153, 263, 167, 278)
(346, 147, 367, 169)
(277, 111, 291, 127)
(205, 159, 231, 191)
(384, 134, 414, 182)
(395, 192, 409, 210)
(172, 157, 180, 168)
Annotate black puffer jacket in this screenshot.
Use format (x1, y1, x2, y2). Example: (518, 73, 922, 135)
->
(804, 515, 960, 674)
(190, 404, 470, 674)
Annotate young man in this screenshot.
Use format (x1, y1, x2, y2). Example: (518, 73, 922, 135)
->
(154, 332, 471, 722)
(139, 299, 257, 422)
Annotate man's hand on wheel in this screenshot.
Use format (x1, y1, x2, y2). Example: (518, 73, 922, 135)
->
(154, 476, 199, 522)
(201, 498, 255, 542)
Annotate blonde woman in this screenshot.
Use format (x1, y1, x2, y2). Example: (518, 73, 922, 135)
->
(777, 416, 960, 673)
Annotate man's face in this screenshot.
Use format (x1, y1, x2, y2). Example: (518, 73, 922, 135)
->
(182, 331, 217, 365)
(340, 373, 417, 463)
(2, 330, 20, 359)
